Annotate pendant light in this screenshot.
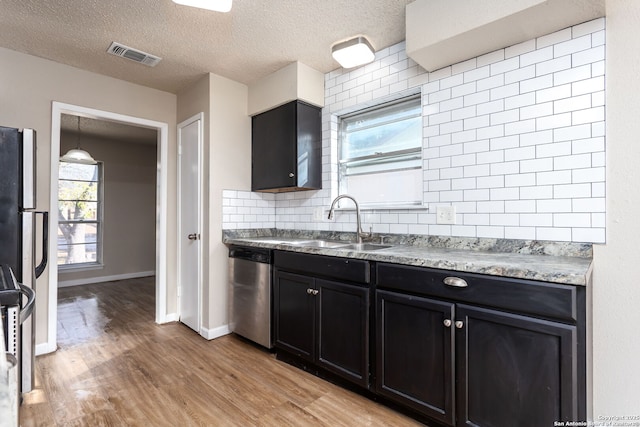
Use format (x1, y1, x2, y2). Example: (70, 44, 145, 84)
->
(60, 116, 97, 165)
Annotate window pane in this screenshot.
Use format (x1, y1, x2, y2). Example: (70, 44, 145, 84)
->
(57, 161, 102, 267)
(58, 201, 99, 221)
(59, 163, 99, 181)
(58, 243, 98, 265)
(339, 95, 423, 207)
(342, 168, 423, 207)
(58, 180, 98, 201)
(341, 96, 421, 160)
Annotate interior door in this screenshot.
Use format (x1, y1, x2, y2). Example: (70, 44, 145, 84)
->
(178, 113, 203, 333)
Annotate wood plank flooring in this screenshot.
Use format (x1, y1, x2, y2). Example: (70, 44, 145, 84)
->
(20, 277, 425, 426)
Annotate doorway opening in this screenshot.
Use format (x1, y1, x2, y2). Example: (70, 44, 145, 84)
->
(43, 102, 170, 355)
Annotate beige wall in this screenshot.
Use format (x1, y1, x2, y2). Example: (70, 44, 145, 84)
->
(177, 73, 251, 333)
(58, 134, 157, 283)
(593, 0, 640, 417)
(0, 46, 177, 347)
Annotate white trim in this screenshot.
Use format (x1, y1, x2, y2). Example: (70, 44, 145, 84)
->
(200, 324, 231, 340)
(176, 113, 204, 333)
(57, 271, 155, 288)
(47, 102, 170, 356)
(164, 313, 179, 322)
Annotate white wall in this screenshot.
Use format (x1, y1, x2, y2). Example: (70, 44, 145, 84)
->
(592, 0, 640, 416)
(177, 73, 251, 336)
(224, 19, 607, 245)
(0, 46, 177, 346)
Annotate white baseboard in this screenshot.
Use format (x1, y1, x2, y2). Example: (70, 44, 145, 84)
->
(161, 313, 179, 323)
(200, 324, 231, 340)
(58, 270, 155, 288)
(35, 341, 57, 356)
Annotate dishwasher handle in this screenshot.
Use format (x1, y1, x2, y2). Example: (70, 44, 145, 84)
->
(228, 246, 272, 264)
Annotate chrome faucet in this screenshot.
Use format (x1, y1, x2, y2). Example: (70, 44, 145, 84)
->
(328, 194, 369, 244)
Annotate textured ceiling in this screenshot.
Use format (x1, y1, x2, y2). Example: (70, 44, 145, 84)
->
(0, 0, 414, 94)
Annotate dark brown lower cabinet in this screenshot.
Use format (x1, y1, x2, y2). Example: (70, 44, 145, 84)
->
(376, 290, 456, 426)
(274, 270, 370, 388)
(376, 290, 579, 427)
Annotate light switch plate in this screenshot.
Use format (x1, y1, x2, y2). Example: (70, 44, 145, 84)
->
(436, 206, 456, 224)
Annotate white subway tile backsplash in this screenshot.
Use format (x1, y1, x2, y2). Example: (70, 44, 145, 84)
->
(452, 58, 477, 75)
(224, 19, 605, 244)
(554, 35, 591, 58)
(505, 227, 536, 239)
(491, 57, 520, 75)
(572, 106, 605, 125)
(554, 94, 592, 114)
(572, 228, 605, 243)
(505, 65, 536, 84)
(536, 56, 571, 76)
(477, 49, 506, 67)
(537, 28, 572, 49)
(521, 46, 554, 67)
(505, 39, 536, 58)
(572, 76, 605, 96)
(554, 64, 591, 86)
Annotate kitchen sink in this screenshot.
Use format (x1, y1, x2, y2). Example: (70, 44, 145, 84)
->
(289, 240, 350, 248)
(338, 243, 393, 251)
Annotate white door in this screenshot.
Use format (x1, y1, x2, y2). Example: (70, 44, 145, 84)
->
(178, 113, 203, 333)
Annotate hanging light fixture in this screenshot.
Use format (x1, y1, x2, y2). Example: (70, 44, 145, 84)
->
(172, 0, 232, 12)
(332, 36, 376, 69)
(60, 116, 97, 165)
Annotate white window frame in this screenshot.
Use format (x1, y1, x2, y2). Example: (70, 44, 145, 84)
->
(338, 94, 423, 209)
(57, 161, 104, 270)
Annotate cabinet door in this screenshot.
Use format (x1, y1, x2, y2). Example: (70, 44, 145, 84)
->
(317, 279, 369, 388)
(376, 290, 455, 425)
(273, 270, 315, 361)
(251, 101, 296, 191)
(456, 304, 578, 427)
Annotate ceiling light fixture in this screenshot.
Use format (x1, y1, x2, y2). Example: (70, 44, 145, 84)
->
(331, 36, 376, 69)
(172, 0, 232, 12)
(60, 117, 97, 165)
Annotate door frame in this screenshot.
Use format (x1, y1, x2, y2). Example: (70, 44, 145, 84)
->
(177, 112, 203, 335)
(44, 101, 170, 354)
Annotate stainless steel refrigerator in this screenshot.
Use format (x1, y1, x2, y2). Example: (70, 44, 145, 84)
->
(0, 126, 48, 394)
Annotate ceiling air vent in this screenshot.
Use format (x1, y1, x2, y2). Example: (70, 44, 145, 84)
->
(107, 42, 162, 67)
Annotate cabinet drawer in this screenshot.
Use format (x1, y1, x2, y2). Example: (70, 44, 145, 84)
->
(274, 251, 370, 284)
(376, 263, 578, 323)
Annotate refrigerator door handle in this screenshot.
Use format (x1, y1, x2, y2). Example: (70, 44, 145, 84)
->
(21, 128, 36, 210)
(18, 284, 35, 325)
(35, 211, 48, 279)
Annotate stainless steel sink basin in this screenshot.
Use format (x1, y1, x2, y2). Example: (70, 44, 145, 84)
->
(338, 243, 393, 251)
(289, 240, 349, 248)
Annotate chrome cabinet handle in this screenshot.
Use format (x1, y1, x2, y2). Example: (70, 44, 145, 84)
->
(455, 321, 464, 329)
(188, 233, 200, 240)
(289, 172, 295, 178)
(443, 319, 452, 328)
(312, 289, 319, 295)
(444, 277, 468, 288)
(307, 288, 313, 294)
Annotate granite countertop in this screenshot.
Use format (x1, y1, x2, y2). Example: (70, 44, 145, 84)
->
(223, 229, 593, 286)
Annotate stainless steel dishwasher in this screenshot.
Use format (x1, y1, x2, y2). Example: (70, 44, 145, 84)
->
(228, 246, 273, 349)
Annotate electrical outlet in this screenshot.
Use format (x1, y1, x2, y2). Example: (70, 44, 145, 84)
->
(436, 206, 456, 225)
(313, 207, 325, 221)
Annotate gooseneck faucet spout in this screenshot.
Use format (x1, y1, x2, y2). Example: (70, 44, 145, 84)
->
(328, 194, 369, 244)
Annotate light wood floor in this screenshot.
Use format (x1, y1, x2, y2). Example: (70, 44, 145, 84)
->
(20, 277, 425, 426)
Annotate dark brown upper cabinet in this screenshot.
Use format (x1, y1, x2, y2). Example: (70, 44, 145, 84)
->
(251, 100, 322, 192)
